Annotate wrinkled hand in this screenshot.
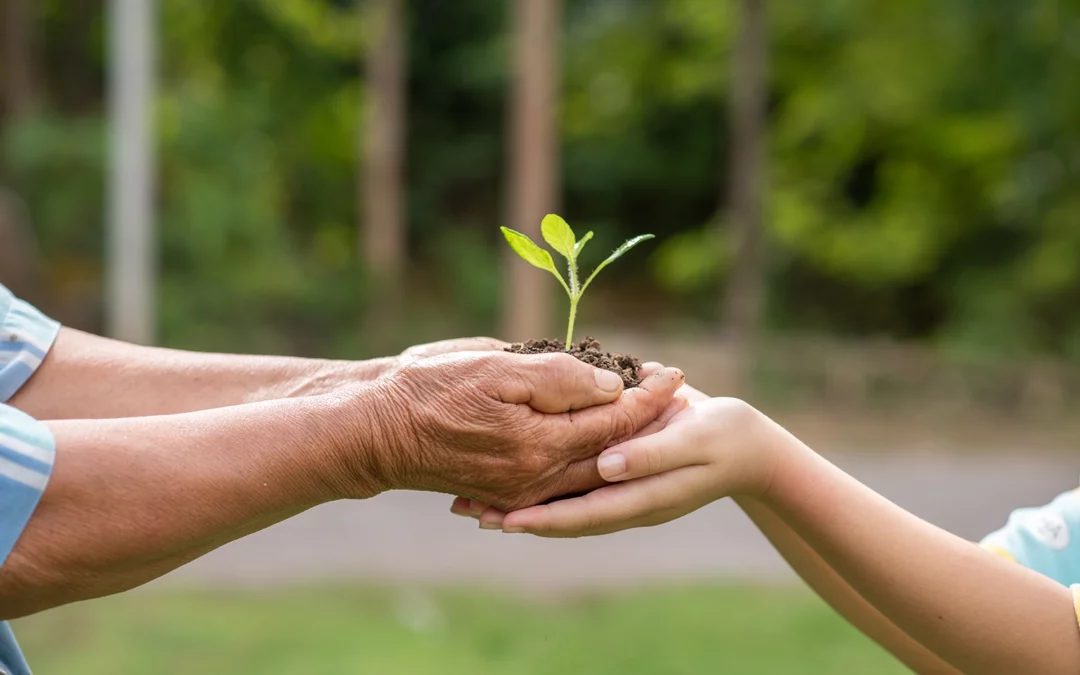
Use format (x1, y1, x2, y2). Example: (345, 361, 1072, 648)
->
(449, 361, 695, 520)
(368, 351, 684, 511)
(451, 364, 751, 534)
(397, 337, 509, 367)
(287, 338, 509, 399)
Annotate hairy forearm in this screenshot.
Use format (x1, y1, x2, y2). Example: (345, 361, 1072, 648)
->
(735, 497, 959, 674)
(9, 328, 396, 420)
(0, 390, 381, 620)
(763, 439, 1080, 674)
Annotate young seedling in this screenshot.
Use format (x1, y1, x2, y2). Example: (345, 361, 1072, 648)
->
(501, 215, 654, 350)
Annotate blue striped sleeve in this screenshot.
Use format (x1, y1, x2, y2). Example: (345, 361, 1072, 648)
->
(0, 403, 54, 566)
(0, 283, 60, 403)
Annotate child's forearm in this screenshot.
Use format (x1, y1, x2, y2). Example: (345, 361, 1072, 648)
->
(763, 436, 1080, 674)
(736, 497, 960, 674)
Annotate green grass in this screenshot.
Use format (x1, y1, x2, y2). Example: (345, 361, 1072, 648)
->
(13, 584, 909, 675)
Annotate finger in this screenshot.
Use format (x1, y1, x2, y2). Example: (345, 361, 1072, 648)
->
(478, 505, 507, 530)
(501, 352, 626, 413)
(560, 367, 685, 458)
(449, 496, 486, 518)
(548, 455, 608, 500)
(638, 362, 709, 405)
(628, 395, 689, 440)
(638, 362, 665, 378)
(450, 496, 473, 517)
(596, 416, 707, 482)
(482, 455, 608, 516)
(501, 467, 706, 537)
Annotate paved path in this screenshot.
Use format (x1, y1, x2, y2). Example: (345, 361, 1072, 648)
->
(157, 451, 1080, 593)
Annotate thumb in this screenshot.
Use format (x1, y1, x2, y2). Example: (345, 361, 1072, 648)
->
(558, 367, 685, 459)
(502, 352, 626, 413)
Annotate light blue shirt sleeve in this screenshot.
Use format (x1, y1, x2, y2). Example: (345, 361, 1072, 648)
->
(0, 286, 60, 403)
(980, 487, 1080, 587)
(0, 404, 55, 566)
(0, 283, 60, 675)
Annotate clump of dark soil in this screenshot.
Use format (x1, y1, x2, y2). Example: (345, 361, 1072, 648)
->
(505, 336, 643, 389)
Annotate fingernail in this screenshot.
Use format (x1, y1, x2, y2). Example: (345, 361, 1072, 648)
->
(594, 369, 623, 392)
(479, 521, 501, 530)
(598, 452, 626, 480)
(503, 527, 526, 534)
(468, 499, 486, 516)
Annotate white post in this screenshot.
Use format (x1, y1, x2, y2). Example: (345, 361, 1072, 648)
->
(107, 0, 156, 344)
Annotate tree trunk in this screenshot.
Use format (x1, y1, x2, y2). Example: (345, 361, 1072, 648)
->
(361, 0, 407, 332)
(720, 0, 768, 393)
(0, 189, 41, 300)
(0, 0, 42, 300)
(502, 0, 561, 342)
(1, 0, 41, 119)
(106, 0, 157, 345)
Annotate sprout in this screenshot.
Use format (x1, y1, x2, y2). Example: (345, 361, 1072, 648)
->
(501, 214, 655, 350)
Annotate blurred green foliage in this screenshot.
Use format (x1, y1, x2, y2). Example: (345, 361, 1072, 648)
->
(3, 0, 1080, 359)
(14, 585, 907, 674)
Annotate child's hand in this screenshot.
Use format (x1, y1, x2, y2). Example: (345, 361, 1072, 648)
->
(489, 395, 780, 537)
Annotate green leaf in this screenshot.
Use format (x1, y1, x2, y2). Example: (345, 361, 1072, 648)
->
(500, 226, 571, 295)
(607, 234, 656, 262)
(581, 234, 655, 293)
(574, 231, 594, 256)
(501, 226, 558, 272)
(541, 214, 577, 261)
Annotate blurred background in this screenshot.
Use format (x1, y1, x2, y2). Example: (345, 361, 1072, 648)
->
(3, 0, 1080, 673)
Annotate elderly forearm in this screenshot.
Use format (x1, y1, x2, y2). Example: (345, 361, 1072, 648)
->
(0, 390, 382, 620)
(9, 328, 396, 420)
(735, 497, 960, 674)
(764, 440, 1080, 674)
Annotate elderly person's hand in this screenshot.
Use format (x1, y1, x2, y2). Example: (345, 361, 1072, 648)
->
(346, 351, 685, 511)
(448, 361, 700, 520)
(395, 336, 510, 365)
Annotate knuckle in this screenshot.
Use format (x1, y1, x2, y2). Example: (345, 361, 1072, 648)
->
(716, 397, 757, 425)
(529, 504, 555, 531)
(580, 405, 636, 450)
(584, 506, 600, 533)
(544, 351, 578, 368)
(393, 358, 427, 385)
(612, 406, 637, 444)
(643, 445, 665, 475)
(720, 396, 753, 413)
(538, 352, 582, 379)
(479, 352, 529, 394)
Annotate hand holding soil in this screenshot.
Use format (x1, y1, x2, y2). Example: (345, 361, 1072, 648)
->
(365, 350, 684, 511)
(506, 336, 643, 389)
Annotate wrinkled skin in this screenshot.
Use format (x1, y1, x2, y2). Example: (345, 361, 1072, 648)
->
(364, 350, 685, 511)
